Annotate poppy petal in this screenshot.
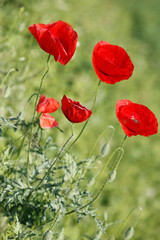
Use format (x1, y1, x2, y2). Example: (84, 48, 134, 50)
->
(36, 95, 60, 113)
(116, 99, 158, 137)
(61, 95, 92, 123)
(36, 95, 48, 113)
(92, 41, 134, 84)
(44, 98, 60, 113)
(28, 20, 78, 65)
(40, 113, 58, 129)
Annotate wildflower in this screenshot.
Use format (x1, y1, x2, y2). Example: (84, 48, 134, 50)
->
(36, 95, 60, 113)
(92, 41, 134, 84)
(116, 99, 158, 137)
(40, 113, 58, 129)
(61, 95, 92, 123)
(28, 20, 78, 65)
(36, 95, 59, 129)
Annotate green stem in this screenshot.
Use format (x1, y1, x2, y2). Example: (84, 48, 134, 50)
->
(67, 80, 101, 151)
(65, 135, 127, 216)
(91, 134, 127, 193)
(65, 172, 108, 216)
(113, 134, 127, 171)
(89, 125, 115, 158)
(56, 126, 64, 133)
(90, 148, 120, 193)
(114, 207, 142, 239)
(17, 135, 26, 159)
(70, 126, 115, 195)
(37, 134, 126, 227)
(91, 80, 101, 112)
(36, 123, 74, 189)
(49, 208, 61, 230)
(26, 54, 50, 187)
(25, 124, 74, 203)
(0, 68, 18, 88)
(34, 113, 42, 123)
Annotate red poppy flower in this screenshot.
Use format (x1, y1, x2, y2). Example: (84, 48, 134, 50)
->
(28, 20, 78, 65)
(116, 99, 158, 137)
(36, 95, 60, 113)
(61, 95, 92, 123)
(92, 41, 134, 84)
(40, 113, 58, 129)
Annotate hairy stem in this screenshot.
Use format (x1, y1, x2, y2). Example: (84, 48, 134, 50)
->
(26, 54, 50, 187)
(67, 80, 101, 151)
(49, 208, 61, 230)
(65, 135, 127, 216)
(114, 206, 142, 239)
(36, 123, 74, 189)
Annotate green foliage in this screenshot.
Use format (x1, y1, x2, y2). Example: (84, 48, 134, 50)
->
(0, 115, 112, 238)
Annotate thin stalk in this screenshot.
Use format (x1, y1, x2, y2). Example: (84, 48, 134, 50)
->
(113, 134, 127, 171)
(16, 135, 26, 159)
(114, 207, 142, 239)
(56, 126, 64, 133)
(67, 80, 101, 151)
(91, 134, 127, 193)
(49, 208, 61, 230)
(0, 68, 18, 88)
(37, 136, 126, 225)
(24, 124, 74, 203)
(90, 148, 121, 193)
(65, 135, 127, 216)
(88, 125, 115, 158)
(65, 172, 108, 216)
(26, 54, 50, 187)
(34, 113, 42, 123)
(36, 123, 74, 189)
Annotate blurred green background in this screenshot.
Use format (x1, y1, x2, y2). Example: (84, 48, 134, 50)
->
(0, 0, 160, 239)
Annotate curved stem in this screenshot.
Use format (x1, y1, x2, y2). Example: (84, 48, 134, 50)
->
(65, 135, 127, 216)
(67, 80, 101, 151)
(114, 134, 127, 171)
(25, 124, 74, 203)
(34, 113, 42, 124)
(17, 135, 26, 159)
(91, 80, 101, 112)
(26, 54, 50, 187)
(89, 125, 115, 158)
(36, 123, 74, 189)
(90, 148, 120, 193)
(114, 207, 142, 239)
(91, 134, 127, 193)
(0, 68, 18, 88)
(65, 177, 106, 216)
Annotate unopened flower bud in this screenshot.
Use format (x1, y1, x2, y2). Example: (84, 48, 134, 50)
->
(42, 230, 53, 240)
(125, 227, 134, 239)
(101, 143, 110, 157)
(108, 170, 117, 183)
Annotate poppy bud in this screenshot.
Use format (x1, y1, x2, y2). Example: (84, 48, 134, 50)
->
(100, 143, 110, 157)
(36, 95, 60, 113)
(42, 230, 53, 240)
(108, 170, 117, 183)
(40, 113, 58, 129)
(124, 227, 134, 240)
